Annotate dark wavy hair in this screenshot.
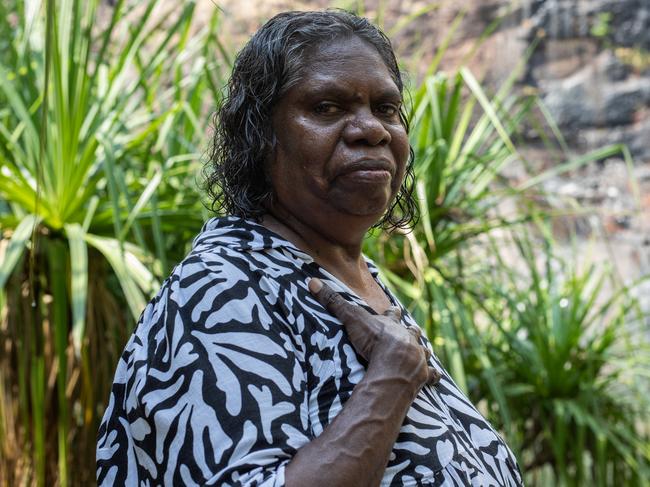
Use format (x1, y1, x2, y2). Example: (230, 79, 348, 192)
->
(204, 9, 417, 231)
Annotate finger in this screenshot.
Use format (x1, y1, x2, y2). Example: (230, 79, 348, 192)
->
(308, 278, 364, 322)
(427, 367, 442, 386)
(382, 305, 402, 321)
(309, 279, 376, 360)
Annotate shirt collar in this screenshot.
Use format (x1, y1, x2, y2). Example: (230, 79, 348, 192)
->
(193, 216, 380, 276)
(193, 216, 314, 261)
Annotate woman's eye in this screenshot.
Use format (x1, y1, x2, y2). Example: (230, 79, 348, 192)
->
(376, 104, 399, 116)
(314, 103, 340, 115)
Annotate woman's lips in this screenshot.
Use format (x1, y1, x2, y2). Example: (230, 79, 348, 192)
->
(336, 159, 394, 183)
(339, 169, 392, 182)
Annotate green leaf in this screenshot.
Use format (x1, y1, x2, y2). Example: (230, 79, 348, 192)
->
(65, 223, 87, 356)
(84, 233, 158, 320)
(119, 166, 162, 240)
(0, 214, 41, 289)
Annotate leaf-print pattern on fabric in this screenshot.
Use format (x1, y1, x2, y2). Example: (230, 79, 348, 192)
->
(97, 217, 524, 486)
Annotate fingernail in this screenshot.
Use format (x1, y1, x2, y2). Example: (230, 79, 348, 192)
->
(431, 369, 442, 385)
(308, 278, 322, 293)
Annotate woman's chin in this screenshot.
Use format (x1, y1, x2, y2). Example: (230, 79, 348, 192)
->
(332, 175, 401, 205)
(331, 197, 391, 221)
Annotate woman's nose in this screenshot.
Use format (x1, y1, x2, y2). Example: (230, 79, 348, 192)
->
(342, 109, 392, 146)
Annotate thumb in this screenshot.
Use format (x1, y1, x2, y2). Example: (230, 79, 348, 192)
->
(309, 278, 375, 360)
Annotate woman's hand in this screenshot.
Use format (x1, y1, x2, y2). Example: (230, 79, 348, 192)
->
(285, 278, 441, 487)
(309, 278, 440, 394)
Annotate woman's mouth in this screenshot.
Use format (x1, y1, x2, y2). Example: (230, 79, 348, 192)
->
(336, 159, 394, 182)
(340, 169, 392, 182)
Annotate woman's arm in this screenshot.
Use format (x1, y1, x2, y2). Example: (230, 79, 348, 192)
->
(97, 255, 314, 487)
(285, 279, 439, 487)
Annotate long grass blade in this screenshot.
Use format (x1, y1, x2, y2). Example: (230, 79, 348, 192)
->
(65, 223, 87, 356)
(0, 214, 41, 289)
(84, 234, 158, 320)
(47, 240, 69, 487)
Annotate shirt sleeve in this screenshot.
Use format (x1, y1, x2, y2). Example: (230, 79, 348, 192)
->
(96, 249, 311, 486)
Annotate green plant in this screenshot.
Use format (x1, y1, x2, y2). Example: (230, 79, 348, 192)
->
(472, 228, 650, 485)
(590, 12, 613, 39)
(0, 0, 227, 484)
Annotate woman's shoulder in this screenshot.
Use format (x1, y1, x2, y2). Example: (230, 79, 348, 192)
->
(191, 215, 301, 256)
(130, 216, 310, 346)
(107, 216, 308, 398)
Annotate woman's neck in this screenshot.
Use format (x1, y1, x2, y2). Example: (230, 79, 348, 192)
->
(261, 209, 393, 314)
(261, 211, 370, 290)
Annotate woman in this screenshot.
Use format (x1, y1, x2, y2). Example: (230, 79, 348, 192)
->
(97, 10, 524, 486)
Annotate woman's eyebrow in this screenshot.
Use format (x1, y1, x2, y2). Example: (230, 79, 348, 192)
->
(301, 81, 402, 101)
(302, 82, 352, 99)
(375, 89, 403, 102)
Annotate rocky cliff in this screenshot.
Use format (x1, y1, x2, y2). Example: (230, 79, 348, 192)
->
(519, 0, 650, 161)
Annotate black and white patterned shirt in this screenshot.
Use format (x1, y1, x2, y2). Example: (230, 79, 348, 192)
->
(97, 217, 524, 486)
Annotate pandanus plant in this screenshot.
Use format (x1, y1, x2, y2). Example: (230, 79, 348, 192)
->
(474, 228, 650, 485)
(0, 0, 229, 484)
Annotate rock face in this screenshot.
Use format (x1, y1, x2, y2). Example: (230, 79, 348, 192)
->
(523, 0, 650, 49)
(516, 0, 650, 161)
(496, 0, 650, 305)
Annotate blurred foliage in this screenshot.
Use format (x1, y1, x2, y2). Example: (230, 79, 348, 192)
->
(615, 46, 650, 73)
(475, 228, 650, 485)
(0, 0, 228, 483)
(590, 12, 613, 39)
(0, 0, 648, 485)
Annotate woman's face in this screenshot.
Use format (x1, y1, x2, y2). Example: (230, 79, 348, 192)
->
(268, 36, 410, 241)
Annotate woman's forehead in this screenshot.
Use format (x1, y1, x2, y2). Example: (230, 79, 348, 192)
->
(301, 36, 384, 66)
(292, 37, 399, 89)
